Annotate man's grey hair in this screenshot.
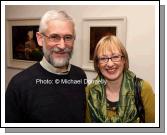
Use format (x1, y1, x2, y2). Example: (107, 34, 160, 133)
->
(39, 10, 75, 35)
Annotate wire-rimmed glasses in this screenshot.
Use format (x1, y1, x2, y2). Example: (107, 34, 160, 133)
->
(42, 33, 75, 43)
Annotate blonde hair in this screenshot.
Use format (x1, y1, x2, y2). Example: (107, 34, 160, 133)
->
(93, 35, 129, 74)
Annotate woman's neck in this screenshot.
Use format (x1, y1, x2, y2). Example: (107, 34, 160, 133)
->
(105, 74, 123, 102)
(106, 74, 123, 92)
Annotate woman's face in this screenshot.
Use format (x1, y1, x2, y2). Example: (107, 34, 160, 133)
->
(97, 46, 125, 81)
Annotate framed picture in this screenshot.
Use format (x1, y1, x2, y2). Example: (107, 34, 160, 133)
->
(6, 19, 43, 69)
(82, 17, 127, 71)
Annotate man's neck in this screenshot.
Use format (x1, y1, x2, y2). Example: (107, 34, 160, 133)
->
(54, 65, 68, 73)
(40, 57, 71, 75)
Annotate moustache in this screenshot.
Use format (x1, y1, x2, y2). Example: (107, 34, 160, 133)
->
(51, 47, 72, 53)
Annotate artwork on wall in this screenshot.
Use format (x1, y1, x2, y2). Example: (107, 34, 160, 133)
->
(6, 19, 43, 69)
(89, 26, 116, 60)
(82, 17, 127, 71)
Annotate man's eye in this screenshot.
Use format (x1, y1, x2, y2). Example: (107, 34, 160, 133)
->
(49, 34, 59, 39)
(65, 36, 72, 39)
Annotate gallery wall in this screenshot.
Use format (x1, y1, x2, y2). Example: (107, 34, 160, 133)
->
(5, 5, 155, 91)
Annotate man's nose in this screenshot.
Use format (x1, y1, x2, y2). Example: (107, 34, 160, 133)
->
(57, 38, 65, 49)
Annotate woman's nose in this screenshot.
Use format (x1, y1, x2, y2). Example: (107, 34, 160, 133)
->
(106, 58, 114, 67)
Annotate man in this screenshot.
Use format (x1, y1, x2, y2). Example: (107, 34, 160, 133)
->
(5, 10, 87, 123)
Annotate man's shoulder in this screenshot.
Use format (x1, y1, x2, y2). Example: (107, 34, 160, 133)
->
(11, 63, 41, 83)
(70, 64, 86, 78)
(71, 64, 85, 73)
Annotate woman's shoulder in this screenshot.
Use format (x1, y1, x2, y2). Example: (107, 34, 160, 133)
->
(141, 80, 154, 93)
(140, 80, 155, 100)
(140, 80, 155, 123)
(85, 75, 105, 93)
(85, 78, 99, 92)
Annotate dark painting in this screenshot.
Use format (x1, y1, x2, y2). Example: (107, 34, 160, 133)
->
(90, 27, 116, 60)
(12, 26, 43, 61)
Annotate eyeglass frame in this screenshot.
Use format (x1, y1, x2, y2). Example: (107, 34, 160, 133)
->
(98, 55, 124, 63)
(41, 33, 75, 43)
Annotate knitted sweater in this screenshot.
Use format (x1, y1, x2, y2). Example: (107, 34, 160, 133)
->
(6, 63, 87, 123)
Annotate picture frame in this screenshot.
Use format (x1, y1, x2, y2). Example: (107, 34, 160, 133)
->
(82, 17, 127, 71)
(6, 19, 43, 69)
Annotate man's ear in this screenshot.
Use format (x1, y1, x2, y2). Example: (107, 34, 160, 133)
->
(36, 32, 43, 47)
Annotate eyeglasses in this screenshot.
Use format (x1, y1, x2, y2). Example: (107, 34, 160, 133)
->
(42, 33, 75, 43)
(98, 55, 124, 63)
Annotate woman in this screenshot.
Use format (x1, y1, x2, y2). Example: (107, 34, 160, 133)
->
(85, 35, 155, 123)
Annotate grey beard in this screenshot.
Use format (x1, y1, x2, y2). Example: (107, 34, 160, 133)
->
(42, 43, 73, 68)
(49, 53, 70, 68)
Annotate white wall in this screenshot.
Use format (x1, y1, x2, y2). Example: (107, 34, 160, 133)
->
(5, 5, 155, 91)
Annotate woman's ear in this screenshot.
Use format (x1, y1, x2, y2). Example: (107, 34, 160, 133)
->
(36, 32, 43, 47)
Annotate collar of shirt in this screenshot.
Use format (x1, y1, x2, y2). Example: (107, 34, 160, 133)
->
(40, 57, 71, 75)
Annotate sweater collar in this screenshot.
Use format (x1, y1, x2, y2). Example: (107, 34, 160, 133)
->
(40, 57, 71, 75)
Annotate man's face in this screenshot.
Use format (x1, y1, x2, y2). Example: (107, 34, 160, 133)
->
(37, 20, 75, 68)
